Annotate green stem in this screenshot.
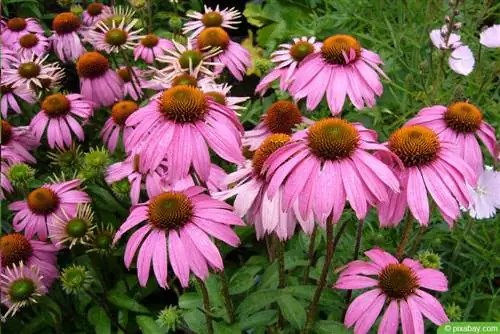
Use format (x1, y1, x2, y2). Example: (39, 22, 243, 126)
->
(218, 270, 235, 323)
(197, 277, 214, 334)
(303, 217, 349, 333)
(396, 213, 413, 259)
(344, 219, 364, 307)
(303, 226, 318, 284)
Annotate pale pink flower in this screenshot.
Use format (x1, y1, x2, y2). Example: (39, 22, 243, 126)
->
(87, 18, 142, 54)
(255, 36, 321, 95)
(134, 34, 174, 64)
(48, 204, 96, 249)
(466, 167, 500, 220)
(430, 26, 461, 49)
(0, 83, 35, 118)
(8, 179, 90, 241)
(101, 100, 139, 152)
(429, 26, 475, 76)
(480, 25, 500, 48)
(14, 32, 50, 58)
(183, 5, 241, 38)
(1, 120, 39, 164)
(82, 3, 111, 26)
(335, 248, 449, 334)
(199, 78, 249, 114)
(1, 55, 62, 90)
(51, 12, 86, 62)
(113, 184, 243, 288)
(406, 103, 497, 175)
(1, 17, 43, 47)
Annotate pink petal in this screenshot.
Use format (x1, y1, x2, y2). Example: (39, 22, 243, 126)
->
(378, 300, 399, 334)
(344, 289, 382, 327)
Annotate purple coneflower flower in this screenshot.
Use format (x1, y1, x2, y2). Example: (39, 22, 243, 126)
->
(2, 17, 43, 47)
(116, 66, 146, 101)
(101, 100, 139, 152)
(2, 55, 61, 89)
(87, 18, 142, 54)
(1, 120, 39, 164)
(1, 160, 14, 200)
(183, 5, 241, 38)
(14, 32, 50, 58)
(82, 3, 111, 26)
(0, 83, 35, 118)
(49, 204, 96, 249)
(51, 12, 86, 63)
(134, 34, 174, 64)
(199, 79, 248, 115)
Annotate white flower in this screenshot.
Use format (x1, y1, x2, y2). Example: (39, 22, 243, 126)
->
(467, 166, 500, 219)
(429, 26, 475, 76)
(480, 24, 500, 48)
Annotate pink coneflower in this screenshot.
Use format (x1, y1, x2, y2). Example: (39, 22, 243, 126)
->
(87, 18, 142, 54)
(429, 27, 474, 76)
(49, 204, 96, 248)
(199, 79, 249, 115)
(1, 47, 19, 69)
(216, 134, 309, 239)
(30, 93, 94, 149)
(8, 179, 90, 240)
(0, 233, 59, 287)
(116, 66, 146, 101)
(2, 17, 44, 47)
(335, 248, 449, 334)
(0, 160, 13, 200)
(0, 263, 47, 320)
(378, 125, 476, 227)
(113, 184, 243, 287)
(243, 100, 311, 150)
(406, 102, 497, 175)
(105, 153, 168, 205)
(289, 34, 386, 114)
(183, 5, 241, 38)
(82, 3, 111, 26)
(51, 12, 86, 63)
(255, 36, 321, 95)
(14, 32, 50, 58)
(197, 27, 251, 81)
(1, 120, 39, 164)
(76, 51, 123, 107)
(134, 34, 174, 64)
(466, 166, 500, 220)
(125, 85, 244, 181)
(1, 55, 61, 89)
(480, 25, 500, 48)
(0, 83, 35, 118)
(101, 100, 139, 152)
(263, 118, 399, 224)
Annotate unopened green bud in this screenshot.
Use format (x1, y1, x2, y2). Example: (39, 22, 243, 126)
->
(169, 16, 183, 31)
(157, 305, 181, 332)
(61, 265, 93, 294)
(445, 303, 462, 322)
(416, 250, 441, 269)
(7, 163, 36, 188)
(255, 58, 274, 75)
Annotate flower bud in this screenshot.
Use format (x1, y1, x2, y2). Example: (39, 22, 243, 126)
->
(7, 163, 36, 188)
(445, 303, 463, 321)
(415, 250, 441, 269)
(169, 16, 183, 31)
(61, 265, 93, 294)
(157, 306, 181, 332)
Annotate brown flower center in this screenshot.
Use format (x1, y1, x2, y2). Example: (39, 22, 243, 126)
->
(77, 52, 110, 78)
(321, 34, 361, 65)
(117, 67, 132, 82)
(160, 86, 208, 123)
(27, 187, 60, 214)
(141, 34, 159, 47)
(206, 91, 226, 105)
(264, 100, 302, 135)
(0, 233, 33, 268)
(19, 33, 39, 48)
(172, 74, 198, 87)
(7, 18, 27, 31)
(18, 62, 41, 79)
(379, 263, 419, 299)
(111, 100, 138, 125)
(105, 28, 128, 46)
(252, 134, 291, 176)
(87, 3, 104, 16)
(197, 27, 230, 50)
(1, 120, 13, 145)
(389, 125, 440, 168)
(308, 118, 359, 161)
(201, 12, 223, 27)
(148, 192, 193, 230)
(42, 93, 71, 117)
(53, 12, 81, 34)
(179, 50, 203, 69)
(290, 41, 314, 62)
(444, 102, 482, 133)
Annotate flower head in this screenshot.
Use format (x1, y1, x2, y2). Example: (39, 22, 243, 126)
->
(7, 163, 36, 188)
(157, 305, 182, 331)
(14, 32, 50, 58)
(1, 120, 39, 164)
(88, 18, 142, 54)
(134, 34, 174, 64)
(49, 204, 96, 248)
(60, 265, 94, 294)
(466, 167, 500, 219)
(101, 100, 139, 152)
(480, 25, 500, 48)
(82, 3, 111, 26)
(2, 17, 44, 47)
(113, 184, 243, 287)
(0, 83, 35, 118)
(199, 78, 249, 114)
(183, 5, 241, 38)
(116, 66, 146, 100)
(335, 248, 449, 334)
(2, 55, 62, 90)
(87, 224, 116, 255)
(51, 12, 86, 62)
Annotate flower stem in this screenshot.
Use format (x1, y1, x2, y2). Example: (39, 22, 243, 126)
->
(147, 0, 153, 33)
(218, 270, 235, 323)
(344, 219, 364, 307)
(275, 235, 286, 329)
(302, 226, 318, 284)
(85, 289, 128, 333)
(197, 277, 214, 334)
(303, 217, 349, 333)
(120, 50, 142, 101)
(409, 225, 426, 257)
(396, 213, 414, 260)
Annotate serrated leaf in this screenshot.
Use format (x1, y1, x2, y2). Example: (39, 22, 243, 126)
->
(239, 310, 278, 330)
(277, 295, 306, 329)
(107, 290, 149, 313)
(136, 315, 166, 334)
(236, 290, 282, 316)
(229, 265, 262, 295)
(179, 292, 202, 309)
(88, 306, 111, 334)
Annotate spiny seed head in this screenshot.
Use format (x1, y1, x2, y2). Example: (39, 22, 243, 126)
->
(82, 147, 110, 170)
(9, 278, 36, 302)
(178, 50, 203, 69)
(61, 265, 93, 294)
(141, 34, 159, 47)
(445, 303, 462, 322)
(111, 100, 138, 125)
(87, 3, 104, 16)
(307, 118, 359, 161)
(444, 102, 482, 133)
(160, 86, 208, 123)
(415, 250, 441, 269)
(321, 34, 361, 65)
(19, 33, 39, 48)
(7, 18, 27, 31)
(66, 218, 89, 238)
(252, 134, 291, 176)
(157, 305, 182, 331)
(172, 73, 198, 87)
(18, 62, 41, 79)
(77, 52, 109, 78)
(27, 187, 59, 214)
(378, 263, 419, 299)
(105, 28, 128, 46)
(42, 93, 71, 117)
(197, 27, 230, 50)
(111, 179, 131, 200)
(53, 12, 81, 34)
(202, 12, 223, 27)
(389, 125, 440, 168)
(264, 100, 302, 135)
(7, 163, 36, 188)
(148, 192, 194, 230)
(290, 41, 314, 62)
(0, 233, 33, 268)
(1, 120, 13, 145)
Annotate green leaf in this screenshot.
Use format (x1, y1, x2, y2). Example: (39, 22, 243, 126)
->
(284, 250, 310, 270)
(214, 322, 241, 334)
(87, 185, 128, 215)
(136, 315, 166, 334)
(258, 262, 279, 290)
(239, 310, 278, 330)
(229, 265, 262, 295)
(87, 306, 111, 334)
(182, 309, 206, 334)
(236, 290, 282, 316)
(117, 310, 129, 334)
(314, 320, 352, 334)
(277, 295, 306, 329)
(107, 290, 150, 313)
(179, 292, 202, 309)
